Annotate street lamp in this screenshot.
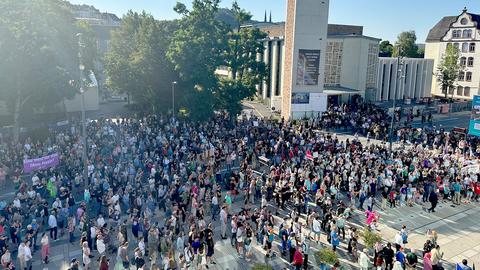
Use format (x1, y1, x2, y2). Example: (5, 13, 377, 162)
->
(389, 50, 404, 153)
(77, 33, 88, 186)
(172, 81, 177, 119)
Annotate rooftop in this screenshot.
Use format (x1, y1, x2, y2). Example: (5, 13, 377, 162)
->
(426, 8, 480, 42)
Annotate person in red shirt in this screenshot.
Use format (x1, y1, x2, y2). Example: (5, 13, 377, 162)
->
(474, 181, 480, 202)
(293, 247, 304, 270)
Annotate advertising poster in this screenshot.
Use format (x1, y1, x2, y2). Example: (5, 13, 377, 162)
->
(291, 92, 310, 104)
(468, 95, 480, 136)
(296, 49, 320, 85)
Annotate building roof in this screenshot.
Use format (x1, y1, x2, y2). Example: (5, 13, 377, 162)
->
(425, 16, 457, 42)
(250, 22, 366, 39)
(426, 11, 480, 42)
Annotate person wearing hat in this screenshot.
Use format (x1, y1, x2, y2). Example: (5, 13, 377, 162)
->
(69, 258, 80, 270)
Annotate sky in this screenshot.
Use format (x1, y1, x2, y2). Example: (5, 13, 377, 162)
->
(68, 0, 480, 42)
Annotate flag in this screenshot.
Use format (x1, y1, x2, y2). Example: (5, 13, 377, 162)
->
(456, 263, 463, 270)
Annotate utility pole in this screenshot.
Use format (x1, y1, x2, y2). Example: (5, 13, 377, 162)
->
(389, 50, 403, 153)
(77, 33, 88, 186)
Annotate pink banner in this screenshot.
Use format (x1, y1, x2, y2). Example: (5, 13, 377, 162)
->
(23, 153, 60, 173)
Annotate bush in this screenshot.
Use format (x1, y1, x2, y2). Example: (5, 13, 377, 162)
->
(251, 263, 273, 270)
(361, 227, 382, 249)
(314, 248, 338, 265)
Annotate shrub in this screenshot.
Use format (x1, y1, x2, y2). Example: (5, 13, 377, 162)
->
(251, 263, 273, 270)
(361, 227, 382, 249)
(314, 248, 338, 265)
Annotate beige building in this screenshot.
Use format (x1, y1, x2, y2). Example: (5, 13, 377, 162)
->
(425, 8, 480, 99)
(376, 58, 434, 101)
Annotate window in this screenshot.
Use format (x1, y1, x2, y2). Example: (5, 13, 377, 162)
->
(462, 42, 469, 52)
(464, 86, 471, 96)
(463, 29, 472, 38)
(454, 43, 460, 49)
(442, 84, 448, 94)
(460, 57, 467, 66)
(461, 18, 468, 25)
(459, 71, 465, 81)
(466, 72, 472, 81)
(453, 30, 461, 38)
(447, 43, 452, 48)
(468, 57, 474, 67)
(470, 43, 476, 52)
(448, 86, 454, 95)
(457, 86, 463, 96)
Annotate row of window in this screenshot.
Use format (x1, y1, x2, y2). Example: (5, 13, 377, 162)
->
(452, 29, 473, 39)
(460, 57, 474, 67)
(447, 42, 476, 53)
(458, 71, 473, 81)
(456, 86, 471, 96)
(444, 86, 471, 96)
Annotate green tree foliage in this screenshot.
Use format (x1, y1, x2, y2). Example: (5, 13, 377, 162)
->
(0, 0, 96, 140)
(76, 20, 98, 73)
(393, 31, 419, 58)
(104, 11, 179, 113)
(379, 40, 393, 57)
(167, 0, 229, 120)
(436, 44, 461, 98)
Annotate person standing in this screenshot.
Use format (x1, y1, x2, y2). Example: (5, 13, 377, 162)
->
(405, 249, 418, 270)
(220, 206, 228, 239)
(428, 190, 438, 213)
(430, 245, 443, 270)
(48, 211, 58, 241)
(24, 241, 33, 270)
(358, 248, 370, 270)
(17, 242, 26, 270)
(40, 233, 50, 264)
(82, 241, 91, 270)
(458, 259, 473, 270)
(382, 243, 395, 270)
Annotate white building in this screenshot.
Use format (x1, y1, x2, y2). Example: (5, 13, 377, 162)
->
(248, 16, 380, 118)
(425, 8, 480, 99)
(375, 58, 434, 101)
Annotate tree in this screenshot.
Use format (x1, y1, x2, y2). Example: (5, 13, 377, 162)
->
(104, 12, 179, 113)
(0, 0, 93, 141)
(379, 40, 393, 57)
(435, 44, 461, 98)
(167, 0, 229, 120)
(393, 31, 419, 58)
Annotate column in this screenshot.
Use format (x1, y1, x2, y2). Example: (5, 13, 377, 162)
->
(271, 40, 279, 98)
(262, 40, 270, 100)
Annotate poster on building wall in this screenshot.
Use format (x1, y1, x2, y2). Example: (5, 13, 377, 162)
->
(291, 92, 310, 104)
(468, 95, 480, 136)
(296, 49, 320, 86)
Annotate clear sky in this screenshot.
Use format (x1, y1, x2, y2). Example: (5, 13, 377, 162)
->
(68, 0, 480, 42)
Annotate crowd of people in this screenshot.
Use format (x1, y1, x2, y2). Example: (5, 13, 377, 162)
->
(0, 102, 478, 270)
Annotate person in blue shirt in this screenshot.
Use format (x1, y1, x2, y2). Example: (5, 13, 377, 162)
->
(395, 247, 406, 268)
(458, 259, 473, 270)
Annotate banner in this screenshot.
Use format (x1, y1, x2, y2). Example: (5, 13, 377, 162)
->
(296, 49, 320, 86)
(23, 153, 60, 173)
(468, 95, 480, 136)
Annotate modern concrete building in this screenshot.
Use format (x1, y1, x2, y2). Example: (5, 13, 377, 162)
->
(425, 8, 480, 99)
(280, 0, 330, 119)
(246, 3, 380, 118)
(375, 58, 434, 102)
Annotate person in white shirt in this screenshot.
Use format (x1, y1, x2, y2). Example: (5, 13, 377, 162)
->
(52, 198, 62, 210)
(220, 206, 228, 239)
(24, 242, 33, 269)
(97, 235, 106, 256)
(97, 215, 105, 228)
(48, 212, 58, 240)
(17, 242, 26, 269)
(312, 216, 322, 243)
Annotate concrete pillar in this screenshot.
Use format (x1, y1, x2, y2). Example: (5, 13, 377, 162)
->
(256, 52, 262, 96)
(271, 40, 279, 97)
(262, 41, 270, 99)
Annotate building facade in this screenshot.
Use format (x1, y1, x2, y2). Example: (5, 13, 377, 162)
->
(251, 22, 380, 113)
(376, 58, 434, 102)
(425, 8, 480, 99)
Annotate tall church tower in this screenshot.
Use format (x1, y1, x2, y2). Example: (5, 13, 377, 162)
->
(281, 0, 329, 119)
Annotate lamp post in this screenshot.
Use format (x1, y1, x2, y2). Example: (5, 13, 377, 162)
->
(172, 81, 177, 119)
(389, 52, 404, 153)
(77, 33, 88, 186)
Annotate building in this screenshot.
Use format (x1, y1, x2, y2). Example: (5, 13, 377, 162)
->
(425, 8, 480, 99)
(246, 5, 380, 118)
(376, 58, 434, 102)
